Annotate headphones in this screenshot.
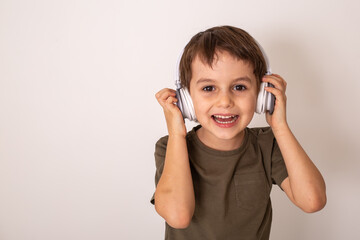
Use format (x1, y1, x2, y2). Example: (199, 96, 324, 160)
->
(175, 40, 275, 121)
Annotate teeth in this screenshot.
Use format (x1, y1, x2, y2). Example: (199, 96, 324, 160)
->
(213, 115, 236, 119)
(213, 115, 238, 124)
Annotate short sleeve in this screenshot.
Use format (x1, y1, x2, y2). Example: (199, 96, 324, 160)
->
(150, 136, 168, 205)
(271, 138, 288, 190)
(253, 127, 288, 191)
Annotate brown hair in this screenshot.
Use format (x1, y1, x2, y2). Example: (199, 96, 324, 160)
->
(179, 25, 267, 92)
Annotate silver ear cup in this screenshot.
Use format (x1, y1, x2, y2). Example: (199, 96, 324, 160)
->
(183, 88, 196, 121)
(176, 88, 197, 121)
(266, 83, 275, 114)
(256, 82, 266, 114)
(175, 89, 185, 116)
(256, 82, 275, 114)
(262, 82, 275, 114)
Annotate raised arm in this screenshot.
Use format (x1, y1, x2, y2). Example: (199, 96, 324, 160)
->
(154, 88, 195, 228)
(263, 74, 327, 213)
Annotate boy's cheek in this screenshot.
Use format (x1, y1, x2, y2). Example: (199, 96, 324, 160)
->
(193, 103, 206, 116)
(193, 102, 210, 121)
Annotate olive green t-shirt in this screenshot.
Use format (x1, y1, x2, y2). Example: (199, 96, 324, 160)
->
(151, 125, 288, 240)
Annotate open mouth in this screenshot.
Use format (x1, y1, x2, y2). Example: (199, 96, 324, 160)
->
(211, 114, 239, 124)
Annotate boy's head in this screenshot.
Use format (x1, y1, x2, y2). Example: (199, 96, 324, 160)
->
(179, 25, 267, 93)
(177, 26, 268, 144)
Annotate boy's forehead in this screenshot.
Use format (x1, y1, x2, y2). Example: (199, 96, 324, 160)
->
(190, 51, 256, 83)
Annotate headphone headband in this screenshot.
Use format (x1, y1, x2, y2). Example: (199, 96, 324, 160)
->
(253, 38, 272, 75)
(175, 49, 184, 90)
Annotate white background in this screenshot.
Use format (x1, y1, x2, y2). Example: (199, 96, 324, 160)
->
(1, 0, 359, 239)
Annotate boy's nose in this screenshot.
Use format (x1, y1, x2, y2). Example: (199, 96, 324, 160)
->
(216, 92, 234, 109)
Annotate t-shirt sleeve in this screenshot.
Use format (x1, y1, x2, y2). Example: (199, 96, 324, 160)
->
(150, 136, 168, 205)
(271, 137, 288, 190)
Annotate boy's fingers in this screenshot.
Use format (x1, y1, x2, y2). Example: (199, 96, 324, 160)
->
(155, 88, 176, 100)
(265, 87, 287, 102)
(155, 89, 167, 99)
(163, 97, 181, 116)
(156, 92, 178, 110)
(263, 74, 286, 83)
(263, 75, 287, 92)
(156, 89, 176, 106)
(263, 75, 281, 84)
(166, 96, 178, 105)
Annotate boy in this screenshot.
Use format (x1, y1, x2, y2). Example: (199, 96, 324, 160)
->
(151, 26, 326, 240)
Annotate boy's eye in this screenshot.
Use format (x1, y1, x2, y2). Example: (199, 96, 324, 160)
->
(202, 86, 215, 91)
(234, 85, 246, 91)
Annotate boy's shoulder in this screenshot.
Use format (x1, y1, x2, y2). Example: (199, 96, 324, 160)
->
(247, 126, 276, 144)
(155, 135, 169, 153)
(247, 126, 273, 136)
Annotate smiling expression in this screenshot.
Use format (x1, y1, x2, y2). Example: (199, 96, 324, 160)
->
(189, 50, 258, 150)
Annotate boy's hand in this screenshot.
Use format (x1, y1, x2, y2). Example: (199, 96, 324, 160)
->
(262, 74, 288, 132)
(155, 88, 187, 137)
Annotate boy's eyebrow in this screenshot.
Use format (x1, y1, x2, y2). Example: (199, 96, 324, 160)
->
(196, 77, 252, 84)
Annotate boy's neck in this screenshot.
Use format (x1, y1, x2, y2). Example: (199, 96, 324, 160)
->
(196, 127, 246, 151)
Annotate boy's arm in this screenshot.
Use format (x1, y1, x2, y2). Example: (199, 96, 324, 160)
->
(155, 135, 195, 228)
(274, 125, 326, 212)
(263, 74, 327, 213)
(154, 88, 195, 229)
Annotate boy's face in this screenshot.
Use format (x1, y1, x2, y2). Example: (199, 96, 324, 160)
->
(189, 50, 258, 146)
